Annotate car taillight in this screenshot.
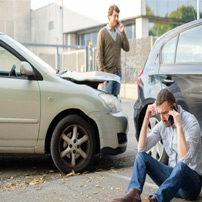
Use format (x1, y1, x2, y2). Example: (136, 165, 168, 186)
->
(137, 67, 144, 90)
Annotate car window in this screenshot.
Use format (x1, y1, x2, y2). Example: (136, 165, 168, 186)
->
(0, 46, 21, 77)
(176, 25, 202, 63)
(161, 35, 178, 64)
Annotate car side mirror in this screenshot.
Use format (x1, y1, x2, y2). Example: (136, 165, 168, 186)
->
(20, 62, 34, 77)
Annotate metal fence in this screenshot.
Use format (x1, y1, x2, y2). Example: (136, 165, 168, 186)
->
(24, 36, 156, 84)
(23, 43, 87, 72)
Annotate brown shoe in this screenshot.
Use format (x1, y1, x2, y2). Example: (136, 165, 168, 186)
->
(111, 188, 141, 202)
(143, 195, 157, 202)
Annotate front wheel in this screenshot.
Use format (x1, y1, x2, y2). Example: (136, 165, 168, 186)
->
(51, 115, 96, 174)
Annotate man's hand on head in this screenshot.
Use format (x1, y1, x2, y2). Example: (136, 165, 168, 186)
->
(145, 103, 156, 120)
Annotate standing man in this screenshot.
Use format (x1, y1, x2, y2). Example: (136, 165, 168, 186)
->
(112, 89, 202, 202)
(96, 4, 130, 96)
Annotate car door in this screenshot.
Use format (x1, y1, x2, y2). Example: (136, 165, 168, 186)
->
(159, 24, 202, 128)
(0, 44, 40, 148)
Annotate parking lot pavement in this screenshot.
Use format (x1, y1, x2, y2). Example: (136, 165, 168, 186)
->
(0, 98, 202, 202)
(1, 162, 201, 202)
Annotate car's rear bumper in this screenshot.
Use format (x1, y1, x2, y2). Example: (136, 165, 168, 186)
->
(133, 98, 143, 140)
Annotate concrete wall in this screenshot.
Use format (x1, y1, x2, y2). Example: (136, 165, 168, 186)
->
(62, 49, 86, 72)
(136, 17, 149, 39)
(63, 8, 102, 33)
(0, 0, 31, 42)
(31, 3, 63, 44)
(120, 83, 137, 100)
(121, 36, 155, 83)
(27, 46, 60, 69)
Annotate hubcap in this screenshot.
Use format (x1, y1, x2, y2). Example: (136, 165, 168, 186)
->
(60, 125, 89, 167)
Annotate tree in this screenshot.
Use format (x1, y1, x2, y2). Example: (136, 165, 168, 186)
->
(150, 5, 201, 36)
(146, 5, 154, 16)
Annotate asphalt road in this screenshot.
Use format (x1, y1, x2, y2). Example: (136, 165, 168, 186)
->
(0, 99, 201, 202)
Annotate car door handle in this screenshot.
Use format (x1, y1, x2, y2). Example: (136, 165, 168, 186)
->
(162, 79, 175, 85)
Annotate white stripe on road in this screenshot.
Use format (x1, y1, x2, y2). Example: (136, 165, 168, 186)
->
(108, 172, 158, 189)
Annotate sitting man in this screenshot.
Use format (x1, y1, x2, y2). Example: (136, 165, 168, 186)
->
(112, 89, 202, 202)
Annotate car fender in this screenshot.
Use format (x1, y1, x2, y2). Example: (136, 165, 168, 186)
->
(134, 97, 156, 140)
(35, 74, 108, 153)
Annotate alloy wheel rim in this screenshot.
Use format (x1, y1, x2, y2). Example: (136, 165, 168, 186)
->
(59, 124, 90, 167)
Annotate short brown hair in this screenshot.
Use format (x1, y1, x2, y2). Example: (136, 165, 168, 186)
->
(156, 89, 176, 107)
(108, 4, 120, 19)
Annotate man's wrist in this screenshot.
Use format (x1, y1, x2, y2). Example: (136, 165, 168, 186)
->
(121, 30, 126, 35)
(176, 124, 183, 133)
(144, 114, 151, 125)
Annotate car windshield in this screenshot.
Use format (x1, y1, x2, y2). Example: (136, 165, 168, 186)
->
(2, 34, 56, 74)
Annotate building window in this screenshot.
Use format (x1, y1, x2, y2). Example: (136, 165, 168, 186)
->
(77, 23, 136, 46)
(147, 0, 202, 37)
(81, 34, 85, 46)
(149, 22, 180, 36)
(146, 0, 202, 19)
(77, 31, 98, 46)
(125, 23, 136, 39)
(48, 21, 54, 30)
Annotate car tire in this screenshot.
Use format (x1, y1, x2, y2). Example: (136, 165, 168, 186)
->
(50, 114, 96, 174)
(145, 114, 168, 165)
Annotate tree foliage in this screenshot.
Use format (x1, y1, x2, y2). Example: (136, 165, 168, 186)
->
(146, 5, 154, 16)
(149, 5, 201, 36)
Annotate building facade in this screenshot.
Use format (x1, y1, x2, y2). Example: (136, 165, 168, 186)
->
(69, 0, 202, 47)
(0, 0, 31, 43)
(1, 0, 201, 46)
(0, 0, 202, 84)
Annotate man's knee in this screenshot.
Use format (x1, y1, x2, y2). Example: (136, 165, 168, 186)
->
(136, 152, 148, 162)
(175, 162, 186, 170)
(173, 162, 188, 176)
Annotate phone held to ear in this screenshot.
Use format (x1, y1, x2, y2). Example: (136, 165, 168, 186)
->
(168, 106, 177, 125)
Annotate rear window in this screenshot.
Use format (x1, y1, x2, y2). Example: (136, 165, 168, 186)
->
(176, 25, 202, 63)
(161, 24, 202, 64)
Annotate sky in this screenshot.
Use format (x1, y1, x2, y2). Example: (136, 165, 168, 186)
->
(31, 0, 55, 10)
(31, 0, 138, 21)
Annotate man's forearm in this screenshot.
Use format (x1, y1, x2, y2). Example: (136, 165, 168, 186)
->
(138, 117, 149, 150)
(170, 108, 189, 159)
(177, 126, 189, 158)
(138, 104, 156, 150)
(121, 31, 130, 52)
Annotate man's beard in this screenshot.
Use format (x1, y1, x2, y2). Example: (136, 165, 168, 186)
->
(163, 120, 170, 127)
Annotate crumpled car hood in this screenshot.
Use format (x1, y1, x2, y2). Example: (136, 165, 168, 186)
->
(60, 71, 120, 89)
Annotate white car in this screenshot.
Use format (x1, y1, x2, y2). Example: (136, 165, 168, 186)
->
(0, 33, 128, 173)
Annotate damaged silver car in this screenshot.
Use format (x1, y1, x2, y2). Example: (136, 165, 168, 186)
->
(0, 33, 128, 174)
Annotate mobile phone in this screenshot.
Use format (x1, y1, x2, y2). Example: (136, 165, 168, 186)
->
(168, 105, 177, 125)
(117, 21, 120, 26)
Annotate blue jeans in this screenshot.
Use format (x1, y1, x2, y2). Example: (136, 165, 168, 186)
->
(102, 74, 121, 96)
(128, 152, 201, 202)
